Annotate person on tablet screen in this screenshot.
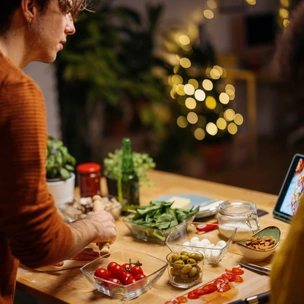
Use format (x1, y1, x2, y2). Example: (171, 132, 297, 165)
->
(290, 159, 304, 214)
(270, 2, 304, 303)
(0, 1, 116, 303)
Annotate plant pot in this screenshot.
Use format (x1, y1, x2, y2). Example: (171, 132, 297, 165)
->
(47, 173, 75, 206)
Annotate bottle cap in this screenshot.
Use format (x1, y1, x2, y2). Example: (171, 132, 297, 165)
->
(77, 162, 101, 173)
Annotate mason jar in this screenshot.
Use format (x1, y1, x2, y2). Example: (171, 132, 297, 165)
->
(217, 200, 260, 241)
(77, 162, 102, 198)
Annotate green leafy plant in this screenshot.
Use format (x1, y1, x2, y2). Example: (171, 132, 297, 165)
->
(103, 149, 156, 186)
(46, 135, 76, 180)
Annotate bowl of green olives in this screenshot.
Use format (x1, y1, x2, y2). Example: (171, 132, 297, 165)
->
(166, 250, 204, 288)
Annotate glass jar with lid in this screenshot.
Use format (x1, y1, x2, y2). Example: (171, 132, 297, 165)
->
(217, 200, 260, 241)
(77, 162, 101, 198)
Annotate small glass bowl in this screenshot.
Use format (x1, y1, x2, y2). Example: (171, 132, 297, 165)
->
(166, 222, 237, 265)
(58, 195, 123, 221)
(122, 214, 195, 245)
(80, 249, 167, 300)
(166, 251, 204, 288)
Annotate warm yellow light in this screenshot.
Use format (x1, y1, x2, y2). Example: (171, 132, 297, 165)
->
(205, 68, 211, 78)
(170, 88, 176, 99)
(279, 8, 289, 19)
(176, 84, 185, 96)
(184, 83, 195, 95)
(245, 0, 256, 5)
(234, 113, 244, 125)
(180, 57, 191, 68)
(187, 112, 198, 124)
(219, 92, 230, 104)
(224, 109, 235, 121)
(283, 19, 290, 27)
(210, 68, 221, 79)
(206, 122, 218, 136)
(177, 116, 188, 128)
(228, 122, 238, 135)
(280, 0, 289, 7)
(173, 66, 179, 74)
(216, 117, 227, 130)
(179, 34, 190, 45)
(203, 9, 214, 19)
(205, 96, 216, 110)
(194, 128, 205, 140)
(188, 78, 199, 89)
(185, 97, 197, 109)
(194, 89, 206, 101)
(171, 74, 183, 84)
(202, 79, 213, 91)
(207, 0, 217, 9)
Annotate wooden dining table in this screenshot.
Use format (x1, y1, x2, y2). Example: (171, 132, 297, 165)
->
(16, 170, 290, 303)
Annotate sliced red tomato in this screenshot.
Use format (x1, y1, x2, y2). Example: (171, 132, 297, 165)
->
(221, 272, 236, 282)
(176, 296, 188, 303)
(188, 291, 199, 299)
(231, 267, 244, 275)
(215, 280, 231, 293)
(235, 275, 244, 282)
(194, 283, 217, 295)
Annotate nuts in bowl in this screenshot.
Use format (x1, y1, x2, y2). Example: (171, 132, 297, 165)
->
(236, 226, 281, 262)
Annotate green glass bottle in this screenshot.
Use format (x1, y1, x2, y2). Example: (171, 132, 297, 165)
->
(118, 138, 139, 214)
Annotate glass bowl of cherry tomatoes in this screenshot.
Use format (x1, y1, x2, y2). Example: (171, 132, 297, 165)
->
(80, 249, 168, 300)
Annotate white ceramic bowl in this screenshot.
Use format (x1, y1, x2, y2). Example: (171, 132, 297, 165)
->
(236, 226, 281, 262)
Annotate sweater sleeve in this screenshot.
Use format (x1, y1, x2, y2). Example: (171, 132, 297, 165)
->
(0, 69, 73, 268)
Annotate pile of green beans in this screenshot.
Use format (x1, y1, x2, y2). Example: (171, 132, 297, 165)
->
(167, 250, 204, 284)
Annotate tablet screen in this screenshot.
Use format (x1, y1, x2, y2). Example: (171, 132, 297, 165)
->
(273, 154, 304, 223)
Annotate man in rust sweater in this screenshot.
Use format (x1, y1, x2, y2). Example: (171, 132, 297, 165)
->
(0, 1, 117, 303)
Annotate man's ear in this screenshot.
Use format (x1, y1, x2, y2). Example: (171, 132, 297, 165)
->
(21, 0, 36, 21)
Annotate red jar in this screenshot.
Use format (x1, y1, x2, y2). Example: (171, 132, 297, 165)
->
(77, 162, 101, 198)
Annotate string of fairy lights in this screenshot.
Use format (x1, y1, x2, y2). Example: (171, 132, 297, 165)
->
(167, 0, 290, 142)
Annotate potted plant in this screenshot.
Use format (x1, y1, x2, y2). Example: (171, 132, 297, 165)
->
(46, 135, 76, 206)
(103, 148, 156, 196)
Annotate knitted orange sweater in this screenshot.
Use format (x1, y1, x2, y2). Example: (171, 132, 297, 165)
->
(0, 52, 73, 304)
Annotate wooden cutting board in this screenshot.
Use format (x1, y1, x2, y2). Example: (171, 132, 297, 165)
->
(165, 268, 270, 304)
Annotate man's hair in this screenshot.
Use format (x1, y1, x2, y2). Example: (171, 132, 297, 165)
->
(0, 0, 90, 35)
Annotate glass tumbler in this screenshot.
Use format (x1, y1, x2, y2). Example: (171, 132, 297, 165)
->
(166, 251, 204, 289)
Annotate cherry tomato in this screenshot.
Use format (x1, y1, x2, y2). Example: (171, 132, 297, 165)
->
(121, 263, 131, 272)
(94, 267, 110, 280)
(131, 265, 144, 277)
(188, 291, 199, 299)
(134, 273, 146, 281)
(121, 272, 135, 285)
(107, 261, 119, 273)
(109, 264, 123, 280)
(106, 277, 121, 291)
